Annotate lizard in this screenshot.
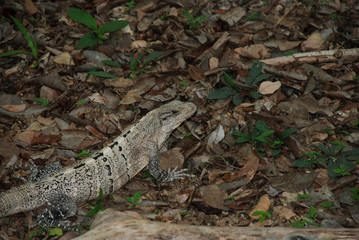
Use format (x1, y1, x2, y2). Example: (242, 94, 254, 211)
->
(0, 100, 197, 231)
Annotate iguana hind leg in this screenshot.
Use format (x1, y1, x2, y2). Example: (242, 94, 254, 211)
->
(37, 193, 78, 231)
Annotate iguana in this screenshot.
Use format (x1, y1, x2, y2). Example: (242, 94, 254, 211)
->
(0, 100, 196, 230)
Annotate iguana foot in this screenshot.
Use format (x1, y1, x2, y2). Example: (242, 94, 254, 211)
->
(37, 194, 79, 232)
(162, 166, 190, 182)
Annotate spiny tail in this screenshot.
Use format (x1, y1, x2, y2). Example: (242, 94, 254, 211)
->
(0, 183, 46, 217)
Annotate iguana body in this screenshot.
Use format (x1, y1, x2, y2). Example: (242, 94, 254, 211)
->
(0, 100, 196, 229)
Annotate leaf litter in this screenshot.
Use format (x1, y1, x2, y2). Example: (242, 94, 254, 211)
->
(0, 0, 359, 238)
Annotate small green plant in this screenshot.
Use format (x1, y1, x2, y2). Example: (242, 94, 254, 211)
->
(127, 51, 162, 77)
(350, 188, 359, 202)
(0, 16, 38, 66)
(284, 50, 296, 56)
(332, 164, 351, 176)
(181, 10, 207, 30)
(34, 98, 50, 107)
(232, 120, 296, 157)
(67, 8, 129, 49)
(77, 150, 92, 158)
(48, 228, 63, 237)
(126, 191, 142, 209)
(293, 142, 359, 179)
(246, 12, 261, 21)
(252, 211, 271, 223)
(125, 0, 136, 11)
(180, 81, 189, 86)
(76, 99, 86, 105)
(207, 62, 271, 105)
(292, 206, 320, 227)
(319, 200, 336, 210)
(85, 189, 106, 217)
(297, 193, 311, 202)
(184, 132, 192, 137)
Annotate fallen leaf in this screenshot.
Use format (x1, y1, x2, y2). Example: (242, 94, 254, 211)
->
(258, 81, 281, 95)
(250, 194, 270, 220)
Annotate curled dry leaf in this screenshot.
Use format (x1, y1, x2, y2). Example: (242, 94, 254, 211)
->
(88, 93, 109, 106)
(234, 44, 271, 59)
(53, 52, 75, 65)
(104, 78, 135, 88)
(1, 104, 27, 113)
(258, 81, 281, 95)
(120, 91, 141, 105)
(131, 40, 148, 49)
(250, 194, 270, 220)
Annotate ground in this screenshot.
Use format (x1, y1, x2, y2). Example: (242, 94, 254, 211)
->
(0, 0, 359, 239)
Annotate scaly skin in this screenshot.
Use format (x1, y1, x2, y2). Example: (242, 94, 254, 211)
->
(0, 100, 196, 221)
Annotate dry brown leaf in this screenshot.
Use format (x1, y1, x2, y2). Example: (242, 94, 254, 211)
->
(273, 206, 296, 220)
(249, 194, 270, 220)
(237, 150, 259, 183)
(1, 104, 27, 112)
(258, 81, 281, 95)
(131, 40, 148, 49)
(53, 52, 75, 65)
(88, 93, 109, 106)
(14, 131, 42, 145)
(120, 91, 141, 105)
(188, 64, 206, 81)
(24, 0, 41, 15)
(200, 185, 225, 209)
(301, 32, 324, 51)
(104, 78, 135, 88)
(234, 44, 271, 59)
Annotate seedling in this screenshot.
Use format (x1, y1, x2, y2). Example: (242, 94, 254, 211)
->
(85, 188, 106, 217)
(48, 228, 63, 237)
(76, 150, 92, 158)
(127, 51, 162, 78)
(232, 120, 296, 157)
(0, 16, 38, 67)
(76, 99, 86, 105)
(319, 200, 336, 210)
(34, 98, 50, 107)
(184, 132, 192, 137)
(292, 206, 320, 227)
(350, 188, 359, 202)
(252, 211, 271, 223)
(182, 10, 207, 30)
(126, 191, 142, 209)
(332, 164, 351, 176)
(293, 142, 359, 179)
(125, 0, 136, 11)
(246, 12, 261, 21)
(67, 8, 129, 49)
(297, 193, 311, 202)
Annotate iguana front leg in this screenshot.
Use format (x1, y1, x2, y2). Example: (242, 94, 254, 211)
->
(148, 152, 190, 182)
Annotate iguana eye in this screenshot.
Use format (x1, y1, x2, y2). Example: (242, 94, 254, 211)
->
(172, 110, 179, 114)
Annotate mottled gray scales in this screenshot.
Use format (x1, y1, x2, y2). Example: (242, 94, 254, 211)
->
(0, 100, 196, 230)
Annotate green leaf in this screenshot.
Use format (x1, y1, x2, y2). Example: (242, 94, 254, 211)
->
(232, 132, 250, 143)
(102, 60, 121, 67)
(251, 73, 272, 85)
(34, 98, 50, 107)
(10, 16, 37, 59)
(223, 72, 240, 91)
(319, 200, 333, 208)
(0, 50, 31, 57)
(252, 211, 264, 216)
(100, 20, 129, 33)
(293, 158, 314, 168)
(143, 52, 162, 65)
(182, 10, 194, 20)
(77, 150, 92, 158)
(67, 8, 97, 30)
(89, 71, 117, 78)
(249, 90, 262, 99)
(246, 61, 262, 85)
(254, 121, 269, 132)
(281, 128, 297, 139)
(207, 86, 237, 99)
(255, 130, 274, 143)
(232, 93, 243, 105)
(76, 99, 86, 105)
(77, 32, 98, 49)
(196, 15, 207, 22)
(328, 158, 355, 179)
(133, 191, 142, 202)
(49, 228, 63, 236)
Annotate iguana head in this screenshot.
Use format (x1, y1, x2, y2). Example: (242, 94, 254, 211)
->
(154, 100, 196, 144)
